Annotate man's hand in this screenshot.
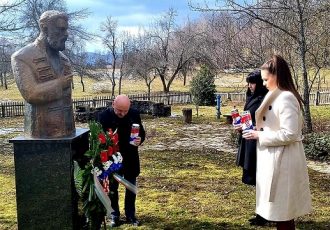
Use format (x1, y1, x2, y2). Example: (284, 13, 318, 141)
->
(133, 136, 141, 146)
(234, 124, 242, 132)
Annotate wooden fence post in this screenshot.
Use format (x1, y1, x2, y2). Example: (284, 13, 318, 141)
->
(1, 104, 5, 117)
(182, 108, 192, 123)
(315, 91, 320, 106)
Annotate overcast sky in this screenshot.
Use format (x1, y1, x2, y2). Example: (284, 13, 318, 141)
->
(66, 0, 204, 52)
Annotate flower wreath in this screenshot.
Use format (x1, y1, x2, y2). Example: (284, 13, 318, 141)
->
(74, 121, 137, 227)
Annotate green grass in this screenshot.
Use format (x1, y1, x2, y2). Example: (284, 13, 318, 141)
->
(134, 149, 330, 230)
(1, 67, 329, 229)
(1, 147, 329, 229)
(0, 154, 16, 230)
(310, 106, 330, 120)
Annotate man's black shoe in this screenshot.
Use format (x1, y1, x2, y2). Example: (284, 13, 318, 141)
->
(249, 214, 268, 226)
(109, 217, 120, 227)
(127, 217, 140, 226)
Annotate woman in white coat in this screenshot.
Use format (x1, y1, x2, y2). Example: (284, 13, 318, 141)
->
(243, 55, 312, 230)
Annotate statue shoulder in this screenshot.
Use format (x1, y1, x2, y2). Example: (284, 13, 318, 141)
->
(11, 42, 42, 62)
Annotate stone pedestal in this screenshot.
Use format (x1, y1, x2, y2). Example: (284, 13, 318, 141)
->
(9, 128, 89, 230)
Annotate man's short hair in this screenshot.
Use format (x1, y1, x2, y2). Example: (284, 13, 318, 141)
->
(39, 10, 68, 29)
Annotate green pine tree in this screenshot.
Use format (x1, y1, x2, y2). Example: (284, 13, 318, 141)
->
(190, 65, 216, 116)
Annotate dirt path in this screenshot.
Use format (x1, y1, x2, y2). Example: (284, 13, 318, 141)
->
(140, 119, 330, 174)
(1, 119, 329, 174)
(141, 121, 236, 154)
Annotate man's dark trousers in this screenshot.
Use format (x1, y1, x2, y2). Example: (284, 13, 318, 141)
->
(109, 174, 136, 219)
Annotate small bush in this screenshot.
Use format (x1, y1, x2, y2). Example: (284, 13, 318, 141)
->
(303, 132, 330, 162)
(190, 65, 216, 106)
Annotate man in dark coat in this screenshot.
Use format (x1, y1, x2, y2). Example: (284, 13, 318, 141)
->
(98, 95, 145, 227)
(235, 70, 268, 225)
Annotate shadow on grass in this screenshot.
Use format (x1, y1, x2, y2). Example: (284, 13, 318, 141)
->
(297, 220, 330, 230)
(135, 215, 253, 230)
(131, 216, 330, 230)
(308, 169, 330, 193)
(0, 217, 17, 230)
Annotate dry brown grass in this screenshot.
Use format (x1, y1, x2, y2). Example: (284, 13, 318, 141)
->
(1, 111, 330, 229)
(1, 69, 330, 102)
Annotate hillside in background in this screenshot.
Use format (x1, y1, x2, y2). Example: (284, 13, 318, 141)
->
(85, 52, 113, 65)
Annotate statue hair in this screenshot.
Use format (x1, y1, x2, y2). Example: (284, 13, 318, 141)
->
(38, 10, 68, 38)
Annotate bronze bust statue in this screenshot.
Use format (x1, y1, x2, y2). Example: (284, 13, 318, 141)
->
(11, 10, 75, 138)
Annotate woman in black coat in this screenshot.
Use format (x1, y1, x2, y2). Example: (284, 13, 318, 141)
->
(235, 70, 268, 225)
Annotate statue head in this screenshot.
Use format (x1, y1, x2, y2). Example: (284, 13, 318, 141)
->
(38, 10, 69, 51)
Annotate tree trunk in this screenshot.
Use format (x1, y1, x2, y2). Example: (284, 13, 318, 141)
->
(118, 76, 122, 95)
(183, 72, 187, 86)
(0, 72, 3, 87)
(195, 105, 199, 117)
(297, 4, 312, 133)
(111, 82, 116, 98)
(147, 83, 151, 100)
(164, 85, 170, 93)
(182, 108, 192, 123)
(80, 74, 85, 92)
(159, 74, 168, 93)
(317, 71, 321, 91)
(301, 68, 312, 133)
(111, 58, 117, 97)
(110, 69, 116, 98)
(4, 72, 8, 90)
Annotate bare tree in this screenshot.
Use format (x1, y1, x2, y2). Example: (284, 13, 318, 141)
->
(127, 33, 157, 97)
(100, 16, 119, 97)
(117, 32, 136, 95)
(118, 41, 126, 95)
(148, 8, 204, 92)
(19, 0, 66, 39)
(189, 0, 330, 132)
(0, 38, 15, 89)
(146, 9, 176, 93)
(179, 59, 194, 86)
(0, 1, 25, 87)
(198, 12, 238, 70)
(0, 0, 23, 90)
(66, 41, 89, 92)
(19, 0, 92, 42)
(0, 0, 25, 32)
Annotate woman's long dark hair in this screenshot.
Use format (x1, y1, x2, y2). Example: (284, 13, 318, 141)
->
(246, 69, 268, 99)
(260, 55, 303, 108)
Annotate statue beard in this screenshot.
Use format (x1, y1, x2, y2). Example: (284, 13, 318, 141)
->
(47, 37, 66, 51)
